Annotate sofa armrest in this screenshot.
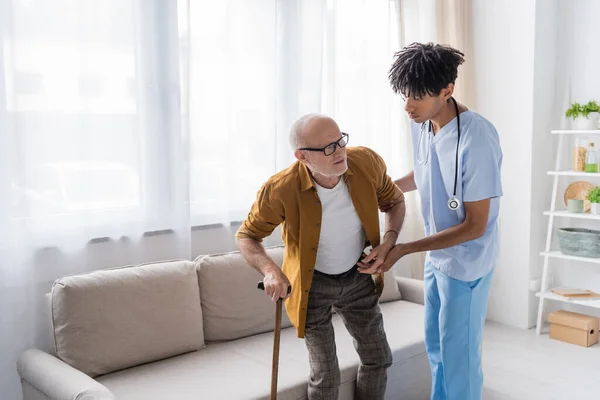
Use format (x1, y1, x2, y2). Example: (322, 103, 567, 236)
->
(396, 277, 424, 305)
(17, 349, 116, 400)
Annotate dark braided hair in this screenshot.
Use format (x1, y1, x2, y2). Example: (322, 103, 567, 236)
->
(388, 42, 465, 98)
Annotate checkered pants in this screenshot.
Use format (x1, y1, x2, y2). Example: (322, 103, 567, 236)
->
(304, 266, 393, 400)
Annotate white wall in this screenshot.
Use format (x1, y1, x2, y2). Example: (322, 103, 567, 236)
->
(471, 0, 600, 329)
(470, 0, 537, 329)
(529, 0, 560, 327)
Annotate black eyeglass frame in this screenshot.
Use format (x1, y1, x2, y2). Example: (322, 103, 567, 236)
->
(297, 133, 349, 156)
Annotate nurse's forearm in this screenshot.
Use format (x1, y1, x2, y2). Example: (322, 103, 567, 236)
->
(394, 171, 417, 193)
(400, 220, 483, 255)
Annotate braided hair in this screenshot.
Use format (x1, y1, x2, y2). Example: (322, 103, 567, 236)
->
(388, 42, 465, 98)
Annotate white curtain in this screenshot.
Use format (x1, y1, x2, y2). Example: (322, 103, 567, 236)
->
(0, 1, 422, 399)
(185, 0, 409, 225)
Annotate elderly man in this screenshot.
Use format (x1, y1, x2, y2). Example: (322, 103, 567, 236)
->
(235, 114, 406, 400)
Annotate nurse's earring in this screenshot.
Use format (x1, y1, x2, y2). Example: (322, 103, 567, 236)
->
(448, 197, 460, 211)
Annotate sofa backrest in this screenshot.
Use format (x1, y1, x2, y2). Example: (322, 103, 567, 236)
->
(195, 246, 293, 342)
(194, 243, 402, 342)
(51, 260, 205, 377)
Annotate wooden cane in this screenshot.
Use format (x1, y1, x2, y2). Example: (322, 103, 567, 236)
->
(258, 281, 291, 400)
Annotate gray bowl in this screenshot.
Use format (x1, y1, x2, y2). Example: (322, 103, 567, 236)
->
(556, 228, 600, 258)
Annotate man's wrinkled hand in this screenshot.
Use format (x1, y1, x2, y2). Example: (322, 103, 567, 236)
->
(357, 242, 393, 274)
(358, 243, 409, 275)
(262, 269, 291, 302)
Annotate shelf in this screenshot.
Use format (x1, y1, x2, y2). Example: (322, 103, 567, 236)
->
(537, 127, 600, 334)
(536, 291, 600, 309)
(540, 251, 600, 264)
(547, 170, 600, 177)
(551, 130, 600, 135)
(543, 210, 600, 220)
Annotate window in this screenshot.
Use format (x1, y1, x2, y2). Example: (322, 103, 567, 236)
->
(185, 0, 402, 225)
(0, 0, 402, 245)
(1, 0, 181, 243)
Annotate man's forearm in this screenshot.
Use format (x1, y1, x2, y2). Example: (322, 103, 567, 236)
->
(403, 220, 483, 255)
(236, 238, 280, 276)
(383, 200, 405, 246)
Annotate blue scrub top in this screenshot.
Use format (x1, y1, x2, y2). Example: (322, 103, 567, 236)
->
(411, 110, 503, 282)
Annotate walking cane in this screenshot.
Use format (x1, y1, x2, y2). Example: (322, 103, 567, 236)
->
(257, 281, 291, 400)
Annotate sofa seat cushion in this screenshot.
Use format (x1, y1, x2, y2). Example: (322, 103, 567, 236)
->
(97, 300, 425, 400)
(51, 260, 205, 378)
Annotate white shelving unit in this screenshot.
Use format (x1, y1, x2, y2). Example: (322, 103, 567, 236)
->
(536, 129, 600, 335)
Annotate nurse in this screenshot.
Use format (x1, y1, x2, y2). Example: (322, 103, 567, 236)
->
(358, 42, 503, 400)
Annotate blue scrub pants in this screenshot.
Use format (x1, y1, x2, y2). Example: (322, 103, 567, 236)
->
(424, 262, 494, 400)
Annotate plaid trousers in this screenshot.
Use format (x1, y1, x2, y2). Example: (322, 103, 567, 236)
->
(304, 265, 393, 400)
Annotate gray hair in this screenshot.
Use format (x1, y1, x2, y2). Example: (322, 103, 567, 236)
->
(289, 113, 324, 151)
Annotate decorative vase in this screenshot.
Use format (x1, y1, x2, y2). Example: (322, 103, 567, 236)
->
(572, 113, 600, 130)
(592, 202, 600, 215)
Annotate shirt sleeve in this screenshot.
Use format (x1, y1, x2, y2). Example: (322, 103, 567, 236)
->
(235, 183, 284, 242)
(462, 132, 503, 202)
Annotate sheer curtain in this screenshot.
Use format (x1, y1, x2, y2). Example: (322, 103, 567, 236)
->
(0, 2, 191, 398)
(185, 0, 408, 226)
(0, 1, 419, 399)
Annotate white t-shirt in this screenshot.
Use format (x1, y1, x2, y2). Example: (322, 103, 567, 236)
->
(314, 178, 366, 275)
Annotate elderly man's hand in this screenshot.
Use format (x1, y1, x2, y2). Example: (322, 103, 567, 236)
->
(358, 243, 408, 275)
(357, 242, 393, 274)
(262, 266, 292, 302)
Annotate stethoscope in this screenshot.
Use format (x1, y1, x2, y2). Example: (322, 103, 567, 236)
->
(416, 97, 461, 211)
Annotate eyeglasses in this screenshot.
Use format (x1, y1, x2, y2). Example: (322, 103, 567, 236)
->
(298, 133, 349, 156)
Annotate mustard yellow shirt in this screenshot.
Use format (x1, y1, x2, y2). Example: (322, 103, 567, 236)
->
(236, 146, 404, 338)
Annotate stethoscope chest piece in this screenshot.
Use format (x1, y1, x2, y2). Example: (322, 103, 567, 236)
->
(448, 197, 460, 211)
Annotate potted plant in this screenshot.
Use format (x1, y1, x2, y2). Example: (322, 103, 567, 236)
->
(587, 186, 600, 215)
(566, 101, 600, 130)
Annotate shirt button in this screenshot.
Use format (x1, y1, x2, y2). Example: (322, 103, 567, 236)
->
(308, 269, 313, 272)
(316, 223, 320, 227)
(311, 248, 317, 252)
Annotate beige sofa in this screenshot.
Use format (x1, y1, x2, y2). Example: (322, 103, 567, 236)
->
(17, 246, 431, 400)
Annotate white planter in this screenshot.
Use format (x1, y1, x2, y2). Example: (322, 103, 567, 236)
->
(592, 203, 600, 215)
(572, 112, 600, 130)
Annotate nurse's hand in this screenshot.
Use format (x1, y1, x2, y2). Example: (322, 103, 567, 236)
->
(359, 243, 409, 274)
(379, 202, 394, 213)
(357, 242, 394, 274)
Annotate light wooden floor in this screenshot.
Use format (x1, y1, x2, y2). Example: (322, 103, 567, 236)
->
(481, 321, 600, 399)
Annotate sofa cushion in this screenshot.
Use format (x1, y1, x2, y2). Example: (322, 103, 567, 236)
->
(196, 246, 293, 342)
(96, 300, 427, 400)
(51, 260, 205, 377)
(379, 269, 403, 303)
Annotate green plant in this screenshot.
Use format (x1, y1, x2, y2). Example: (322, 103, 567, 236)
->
(582, 100, 600, 118)
(565, 102, 583, 119)
(587, 186, 600, 203)
(566, 100, 600, 119)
